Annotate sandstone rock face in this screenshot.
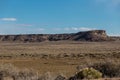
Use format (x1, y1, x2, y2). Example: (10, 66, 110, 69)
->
(0, 30, 117, 42)
(71, 30, 108, 41)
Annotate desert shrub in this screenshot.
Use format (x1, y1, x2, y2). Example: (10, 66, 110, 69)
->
(0, 63, 40, 80)
(55, 74, 66, 80)
(0, 64, 67, 80)
(91, 61, 120, 77)
(0, 63, 18, 76)
(40, 72, 52, 80)
(15, 69, 39, 80)
(73, 68, 102, 79)
(39, 72, 57, 80)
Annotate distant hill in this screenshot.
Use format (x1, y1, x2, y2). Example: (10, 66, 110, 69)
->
(0, 30, 119, 42)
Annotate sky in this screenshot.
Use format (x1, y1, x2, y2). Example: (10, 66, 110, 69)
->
(0, 0, 120, 36)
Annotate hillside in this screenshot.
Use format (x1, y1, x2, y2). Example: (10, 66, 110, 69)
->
(0, 30, 119, 42)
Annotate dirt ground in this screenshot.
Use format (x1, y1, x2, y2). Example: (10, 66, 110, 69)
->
(0, 41, 120, 77)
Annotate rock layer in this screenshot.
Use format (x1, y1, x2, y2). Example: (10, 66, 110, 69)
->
(0, 30, 117, 42)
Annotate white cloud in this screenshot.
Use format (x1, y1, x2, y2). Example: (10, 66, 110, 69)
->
(52, 28, 61, 31)
(108, 33, 120, 36)
(0, 26, 45, 34)
(0, 24, 33, 27)
(64, 27, 96, 31)
(0, 18, 17, 21)
(77, 27, 96, 31)
(37, 28, 45, 31)
(71, 27, 79, 31)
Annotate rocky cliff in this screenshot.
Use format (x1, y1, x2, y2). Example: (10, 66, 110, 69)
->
(0, 30, 116, 42)
(71, 30, 108, 41)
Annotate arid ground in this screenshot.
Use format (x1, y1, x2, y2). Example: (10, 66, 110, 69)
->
(0, 41, 120, 77)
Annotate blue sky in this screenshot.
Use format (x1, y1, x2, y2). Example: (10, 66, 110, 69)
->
(0, 0, 120, 36)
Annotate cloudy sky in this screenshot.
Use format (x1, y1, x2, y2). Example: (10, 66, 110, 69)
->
(0, 0, 120, 36)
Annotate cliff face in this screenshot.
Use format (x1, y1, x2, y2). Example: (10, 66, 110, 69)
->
(0, 34, 73, 42)
(71, 30, 108, 41)
(0, 30, 115, 42)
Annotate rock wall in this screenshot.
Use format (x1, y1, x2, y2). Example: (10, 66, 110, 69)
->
(71, 30, 108, 41)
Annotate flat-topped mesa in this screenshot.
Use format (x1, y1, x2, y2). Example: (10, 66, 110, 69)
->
(71, 30, 108, 41)
(0, 30, 113, 42)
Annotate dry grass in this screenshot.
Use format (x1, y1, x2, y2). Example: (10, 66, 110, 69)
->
(0, 41, 120, 55)
(0, 58, 80, 77)
(0, 41, 120, 78)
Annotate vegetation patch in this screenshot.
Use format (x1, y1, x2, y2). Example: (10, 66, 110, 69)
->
(69, 68, 102, 80)
(91, 61, 120, 78)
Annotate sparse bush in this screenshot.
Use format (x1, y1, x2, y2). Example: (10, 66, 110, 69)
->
(2, 61, 120, 80)
(73, 68, 102, 79)
(91, 61, 120, 77)
(0, 63, 39, 80)
(39, 72, 53, 80)
(0, 64, 67, 80)
(55, 74, 66, 80)
(0, 63, 18, 75)
(15, 69, 39, 80)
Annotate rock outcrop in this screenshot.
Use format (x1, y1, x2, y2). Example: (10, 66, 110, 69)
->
(0, 30, 117, 42)
(71, 30, 108, 41)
